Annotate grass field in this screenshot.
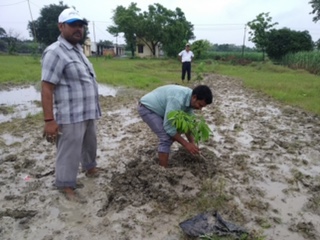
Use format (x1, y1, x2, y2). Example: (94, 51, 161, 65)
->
(0, 55, 319, 115)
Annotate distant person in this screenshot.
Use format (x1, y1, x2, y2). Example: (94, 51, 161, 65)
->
(178, 43, 194, 82)
(138, 84, 213, 168)
(41, 8, 101, 202)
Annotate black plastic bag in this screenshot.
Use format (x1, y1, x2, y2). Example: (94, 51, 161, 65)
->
(179, 210, 248, 238)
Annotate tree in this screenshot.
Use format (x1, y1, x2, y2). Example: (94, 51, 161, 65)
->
(160, 6, 195, 57)
(108, 3, 194, 57)
(0, 27, 6, 38)
(108, 3, 141, 57)
(247, 12, 278, 61)
(309, 0, 320, 22)
(191, 40, 211, 59)
(28, 1, 89, 46)
(0, 27, 7, 52)
(5, 29, 21, 54)
(266, 28, 314, 61)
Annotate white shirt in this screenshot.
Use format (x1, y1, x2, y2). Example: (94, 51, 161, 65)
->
(178, 50, 194, 62)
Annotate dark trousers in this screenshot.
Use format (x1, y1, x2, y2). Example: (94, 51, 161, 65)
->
(181, 62, 191, 81)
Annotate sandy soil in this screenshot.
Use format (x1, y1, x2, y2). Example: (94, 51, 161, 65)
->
(0, 74, 320, 240)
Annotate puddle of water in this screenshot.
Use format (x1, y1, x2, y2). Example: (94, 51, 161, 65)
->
(0, 84, 117, 123)
(99, 84, 117, 97)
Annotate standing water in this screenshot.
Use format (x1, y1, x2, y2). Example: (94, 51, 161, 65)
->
(0, 84, 117, 123)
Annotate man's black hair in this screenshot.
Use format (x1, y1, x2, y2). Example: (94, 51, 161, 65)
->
(192, 85, 213, 104)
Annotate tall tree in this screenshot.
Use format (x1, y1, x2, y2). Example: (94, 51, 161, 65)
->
(309, 0, 320, 22)
(28, 1, 89, 46)
(108, 3, 194, 57)
(247, 12, 278, 61)
(266, 28, 314, 61)
(108, 3, 141, 57)
(160, 7, 195, 57)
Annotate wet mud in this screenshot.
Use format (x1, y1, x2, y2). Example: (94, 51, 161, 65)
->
(0, 74, 320, 240)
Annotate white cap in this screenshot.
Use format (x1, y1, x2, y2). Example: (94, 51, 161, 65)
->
(58, 8, 87, 25)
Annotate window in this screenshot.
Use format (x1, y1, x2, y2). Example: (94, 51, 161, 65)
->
(138, 44, 144, 53)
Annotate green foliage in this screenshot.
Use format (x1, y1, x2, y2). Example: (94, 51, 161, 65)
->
(108, 3, 195, 58)
(194, 62, 206, 82)
(282, 51, 320, 75)
(192, 39, 211, 59)
(0, 27, 6, 38)
(28, 2, 89, 46)
(206, 51, 263, 63)
(266, 28, 314, 61)
(309, 0, 320, 23)
(247, 12, 278, 60)
(167, 110, 212, 144)
(108, 3, 141, 57)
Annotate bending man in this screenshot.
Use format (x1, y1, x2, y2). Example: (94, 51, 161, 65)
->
(138, 84, 213, 168)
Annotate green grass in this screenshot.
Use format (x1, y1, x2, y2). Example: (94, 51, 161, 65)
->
(214, 62, 320, 115)
(0, 55, 41, 84)
(91, 57, 181, 89)
(0, 55, 319, 115)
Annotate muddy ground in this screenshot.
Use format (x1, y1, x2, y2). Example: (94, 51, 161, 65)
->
(0, 74, 320, 240)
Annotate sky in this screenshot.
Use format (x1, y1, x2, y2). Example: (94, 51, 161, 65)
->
(0, 0, 319, 48)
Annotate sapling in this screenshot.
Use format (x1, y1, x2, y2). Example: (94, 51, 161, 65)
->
(168, 110, 212, 163)
(167, 110, 212, 145)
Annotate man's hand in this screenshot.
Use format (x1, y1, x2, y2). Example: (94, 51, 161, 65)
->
(43, 120, 59, 144)
(184, 142, 199, 155)
(172, 133, 199, 155)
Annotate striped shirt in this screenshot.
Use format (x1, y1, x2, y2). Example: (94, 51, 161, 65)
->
(41, 36, 101, 124)
(140, 85, 193, 136)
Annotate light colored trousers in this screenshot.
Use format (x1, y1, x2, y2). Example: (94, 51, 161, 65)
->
(55, 120, 97, 188)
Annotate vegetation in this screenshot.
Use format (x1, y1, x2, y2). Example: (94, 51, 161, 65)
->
(0, 55, 319, 116)
(282, 51, 320, 75)
(108, 2, 194, 57)
(266, 28, 313, 62)
(215, 61, 320, 115)
(167, 110, 212, 145)
(192, 40, 211, 59)
(247, 12, 314, 63)
(27, 2, 89, 47)
(247, 12, 278, 61)
(309, 0, 320, 23)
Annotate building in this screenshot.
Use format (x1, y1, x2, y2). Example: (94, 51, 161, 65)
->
(136, 38, 163, 58)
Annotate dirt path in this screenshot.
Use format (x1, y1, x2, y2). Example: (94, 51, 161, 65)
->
(0, 75, 320, 240)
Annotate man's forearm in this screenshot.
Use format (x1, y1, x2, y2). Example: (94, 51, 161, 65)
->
(172, 133, 189, 147)
(186, 133, 194, 144)
(41, 81, 55, 119)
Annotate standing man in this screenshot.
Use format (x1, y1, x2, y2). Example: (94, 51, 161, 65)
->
(41, 8, 101, 201)
(178, 43, 194, 82)
(138, 84, 213, 168)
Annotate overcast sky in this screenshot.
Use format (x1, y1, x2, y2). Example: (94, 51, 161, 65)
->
(0, 0, 319, 47)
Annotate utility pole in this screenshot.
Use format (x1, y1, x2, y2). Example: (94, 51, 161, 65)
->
(241, 24, 247, 58)
(92, 21, 97, 57)
(27, 0, 37, 43)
